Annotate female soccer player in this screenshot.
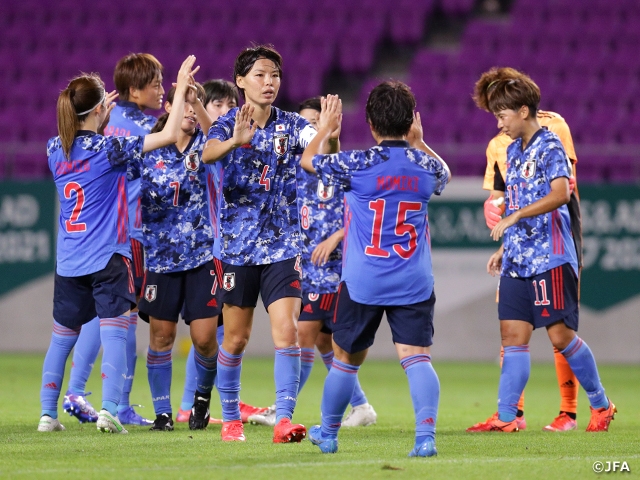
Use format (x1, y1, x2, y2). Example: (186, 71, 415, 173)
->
(466, 69, 615, 433)
(39, 55, 199, 434)
(134, 81, 220, 432)
(301, 86, 450, 457)
(201, 45, 337, 443)
(471, 66, 583, 433)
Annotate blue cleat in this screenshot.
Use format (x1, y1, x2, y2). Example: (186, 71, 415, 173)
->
(117, 406, 153, 426)
(309, 425, 338, 454)
(62, 391, 98, 423)
(408, 438, 438, 458)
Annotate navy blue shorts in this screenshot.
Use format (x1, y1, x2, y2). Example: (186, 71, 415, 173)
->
(498, 263, 579, 331)
(138, 260, 221, 324)
(130, 238, 145, 296)
(216, 256, 302, 310)
(53, 253, 136, 329)
(331, 282, 436, 354)
(299, 292, 336, 334)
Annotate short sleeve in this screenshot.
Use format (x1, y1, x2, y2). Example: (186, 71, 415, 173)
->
(207, 108, 237, 142)
(291, 114, 317, 154)
(422, 152, 449, 196)
(312, 150, 367, 189)
(544, 139, 572, 182)
(104, 136, 144, 167)
(127, 155, 141, 180)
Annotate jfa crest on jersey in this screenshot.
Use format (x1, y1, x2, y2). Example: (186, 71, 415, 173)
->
(296, 165, 344, 295)
(207, 107, 317, 265)
(131, 128, 213, 274)
(502, 128, 578, 278)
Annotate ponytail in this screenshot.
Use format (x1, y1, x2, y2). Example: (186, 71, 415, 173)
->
(56, 73, 106, 159)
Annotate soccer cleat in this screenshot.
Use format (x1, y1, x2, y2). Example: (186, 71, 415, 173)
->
(586, 400, 617, 432)
(248, 404, 276, 427)
(189, 392, 211, 430)
(516, 415, 527, 431)
(239, 401, 269, 423)
(97, 409, 128, 434)
(273, 418, 307, 443)
(62, 390, 98, 423)
(543, 412, 577, 432)
(176, 408, 223, 424)
(308, 425, 338, 453)
(221, 420, 246, 442)
(342, 403, 377, 427)
(466, 412, 519, 432)
(118, 406, 153, 426)
(149, 413, 174, 431)
(408, 438, 437, 457)
(37, 415, 66, 432)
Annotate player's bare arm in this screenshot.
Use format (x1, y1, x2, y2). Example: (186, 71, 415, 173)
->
(98, 90, 119, 135)
(300, 94, 342, 173)
(310, 228, 344, 266)
(407, 111, 451, 182)
(490, 176, 571, 241)
(486, 245, 504, 277)
(142, 55, 199, 153)
(202, 103, 256, 163)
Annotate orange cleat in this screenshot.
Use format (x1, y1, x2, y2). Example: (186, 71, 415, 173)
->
(175, 408, 222, 424)
(239, 402, 268, 423)
(586, 400, 616, 432)
(273, 418, 307, 443)
(543, 412, 577, 432)
(466, 412, 519, 432)
(221, 420, 246, 441)
(516, 415, 527, 431)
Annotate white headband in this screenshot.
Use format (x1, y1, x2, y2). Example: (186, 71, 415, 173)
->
(76, 89, 106, 116)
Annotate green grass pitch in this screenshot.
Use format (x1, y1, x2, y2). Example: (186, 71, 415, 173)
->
(0, 354, 638, 479)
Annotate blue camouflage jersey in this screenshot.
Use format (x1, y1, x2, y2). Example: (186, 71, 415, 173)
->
(131, 128, 213, 273)
(48, 131, 144, 277)
(105, 101, 157, 244)
(296, 165, 343, 295)
(313, 140, 449, 306)
(502, 128, 578, 278)
(207, 107, 316, 265)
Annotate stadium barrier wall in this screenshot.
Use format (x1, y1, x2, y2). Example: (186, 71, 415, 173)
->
(1, 179, 639, 362)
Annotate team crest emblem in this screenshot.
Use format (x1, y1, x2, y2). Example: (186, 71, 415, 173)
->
(144, 285, 157, 302)
(521, 159, 536, 179)
(274, 133, 289, 156)
(316, 181, 334, 200)
(223, 273, 235, 291)
(184, 152, 199, 171)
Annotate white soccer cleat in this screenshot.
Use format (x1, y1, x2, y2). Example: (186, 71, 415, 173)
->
(342, 403, 377, 427)
(248, 404, 276, 427)
(37, 415, 66, 432)
(97, 409, 128, 434)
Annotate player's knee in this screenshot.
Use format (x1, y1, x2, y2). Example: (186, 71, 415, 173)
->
(192, 336, 218, 357)
(222, 333, 249, 354)
(149, 320, 177, 351)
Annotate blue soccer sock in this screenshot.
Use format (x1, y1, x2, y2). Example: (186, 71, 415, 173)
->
(193, 348, 218, 395)
(401, 354, 439, 444)
(561, 336, 608, 409)
(180, 345, 197, 411)
(321, 359, 359, 438)
(147, 348, 173, 416)
(214, 325, 224, 390)
(118, 311, 138, 412)
(41, 321, 80, 418)
(320, 351, 334, 371)
(274, 346, 301, 422)
(67, 316, 100, 396)
(99, 315, 128, 416)
(217, 347, 242, 421)
(298, 347, 315, 394)
(497, 345, 530, 422)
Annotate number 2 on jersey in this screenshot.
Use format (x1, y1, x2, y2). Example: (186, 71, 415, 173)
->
(364, 199, 422, 259)
(64, 181, 87, 233)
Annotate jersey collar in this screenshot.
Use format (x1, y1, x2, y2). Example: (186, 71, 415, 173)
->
(75, 130, 97, 137)
(170, 129, 200, 156)
(379, 140, 409, 148)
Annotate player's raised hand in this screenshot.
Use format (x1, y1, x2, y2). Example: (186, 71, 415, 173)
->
(232, 103, 257, 146)
(98, 90, 118, 134)
(407, 111, 424, 147)
(175, 55, 200, 95)
(319, 94, 342, 134)
(486, 248, 503, 276)
(311, 230, 342, 266)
